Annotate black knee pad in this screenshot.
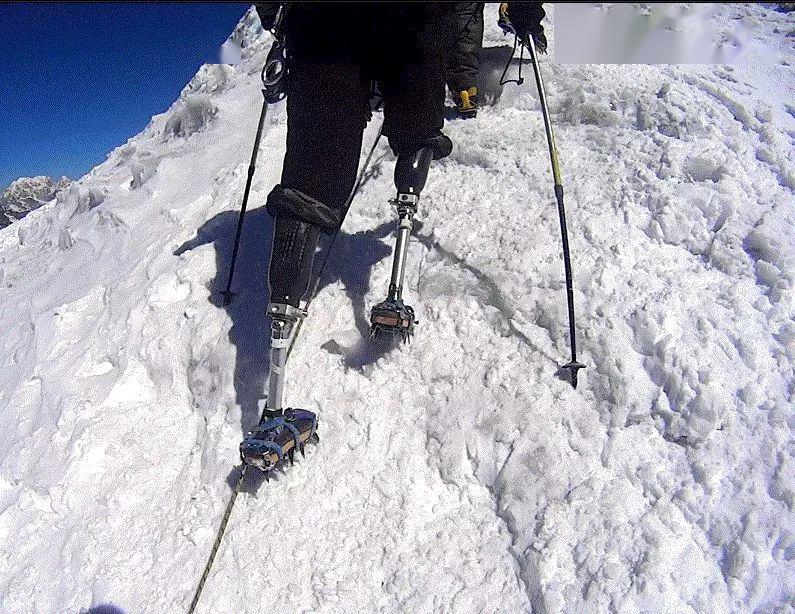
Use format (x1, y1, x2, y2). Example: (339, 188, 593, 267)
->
(266, 185, 344, 230)
(423, 131, 453, 160)
(389, 130, 453, 161)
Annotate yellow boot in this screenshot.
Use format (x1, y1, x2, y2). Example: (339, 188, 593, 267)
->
(453, 86, 478, 119)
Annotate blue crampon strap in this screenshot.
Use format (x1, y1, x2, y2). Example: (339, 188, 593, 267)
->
(306, 414, 318, 441)
(249, 415, 301, 456)
(286, 409, 317, 443)
(256, 416, 286, 433)
(250, 439, 285, 461)
(281, 419, 301, 453)
(241, 418, 285, 461)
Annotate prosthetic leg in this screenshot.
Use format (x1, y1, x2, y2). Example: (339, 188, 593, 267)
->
(239, 301, 318, 472)
(240, 200, 332, 472)
(370, 147, 433, 341)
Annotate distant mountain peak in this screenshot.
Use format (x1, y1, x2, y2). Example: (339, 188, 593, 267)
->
(0, 175, 72, 228)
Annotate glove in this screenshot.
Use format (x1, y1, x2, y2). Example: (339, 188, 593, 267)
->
(498, 3, 548, 54)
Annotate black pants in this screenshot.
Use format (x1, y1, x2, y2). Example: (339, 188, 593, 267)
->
(267, 3, 453, 307)
(447, 2, 485, 96)
(279, 2, 454, 213)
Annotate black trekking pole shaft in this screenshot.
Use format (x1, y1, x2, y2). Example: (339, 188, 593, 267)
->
(222, 95, 269, 306)
(221, 5, 289, 307)
(525, 35, 585, 388)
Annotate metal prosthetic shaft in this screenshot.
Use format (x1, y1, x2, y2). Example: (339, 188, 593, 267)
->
(371, 147, 433, 340)
(387, 195, 417, 302)
(266, 303, 306, 412)
(240, 302, 317, 473)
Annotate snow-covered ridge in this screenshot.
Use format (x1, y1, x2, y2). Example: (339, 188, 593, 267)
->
(0, 4, 793, 613)
(0, 175, 72, 229)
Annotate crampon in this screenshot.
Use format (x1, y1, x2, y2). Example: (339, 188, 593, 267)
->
(240, 408, 319, 473)
(370, 299, 416, 341)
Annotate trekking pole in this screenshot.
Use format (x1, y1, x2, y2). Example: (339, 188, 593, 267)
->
(523, 34, 586, 388)
(221, 96, 268, 306)
(221, 6, 289, 306)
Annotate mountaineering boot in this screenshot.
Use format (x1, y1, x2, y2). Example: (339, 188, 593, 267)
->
(370, 146, 433, 342)
(453, 87, 478, 119)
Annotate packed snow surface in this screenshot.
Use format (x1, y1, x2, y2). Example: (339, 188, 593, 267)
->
(0, 4, 793, 613)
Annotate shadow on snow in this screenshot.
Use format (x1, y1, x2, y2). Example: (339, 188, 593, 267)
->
(173, 201, 400, 491)
(82, 604, 125, 614)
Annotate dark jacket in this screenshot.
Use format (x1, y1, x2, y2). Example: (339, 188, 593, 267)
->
(256, 3, 546, 60)
(256, 3, 453, 73)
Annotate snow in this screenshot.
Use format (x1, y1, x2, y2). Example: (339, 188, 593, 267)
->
(0, 176, 72, 229)
(0, 4, 793, 613)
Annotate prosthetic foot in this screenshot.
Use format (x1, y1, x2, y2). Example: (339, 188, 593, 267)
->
(370, 147, 433, 342)
(240, 302, 320, 473)
(240, 407, 319, 471)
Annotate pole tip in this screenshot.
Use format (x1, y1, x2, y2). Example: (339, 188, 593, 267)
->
(562, 361, 586, 389)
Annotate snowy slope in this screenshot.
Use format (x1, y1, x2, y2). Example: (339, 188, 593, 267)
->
(0, 176, 72, 229)
(0, 4, 793, 613)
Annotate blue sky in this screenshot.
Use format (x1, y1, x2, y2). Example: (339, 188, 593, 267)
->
(0, 3, 250, 187)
